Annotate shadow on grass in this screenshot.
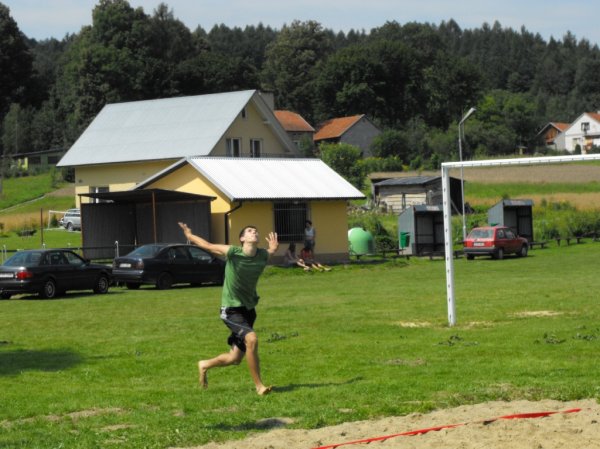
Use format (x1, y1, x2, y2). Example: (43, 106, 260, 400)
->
(272, 376, 363, 393)
(0, 348, 83, 375)
(209, 378, 364, 431)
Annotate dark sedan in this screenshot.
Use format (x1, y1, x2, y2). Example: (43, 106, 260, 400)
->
(0, 249, 112, 299)
(112, 244, 224, 290)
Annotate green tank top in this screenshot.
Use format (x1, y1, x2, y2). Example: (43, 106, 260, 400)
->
(221, 246, 269, 309)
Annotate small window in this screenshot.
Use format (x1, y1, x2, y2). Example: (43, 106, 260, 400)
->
(90, 186, 109, 204)
(168, 247, 189, 261)
(189, 246, 212, 263)
(250, 139, 262, 158)
(241, 107, 247, 119)
(226, 138, 241, 157)
(64, 251, 84, 266)
(581, 122, 590, 132)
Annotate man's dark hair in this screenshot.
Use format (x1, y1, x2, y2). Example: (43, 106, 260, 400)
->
(239, 225, 257, 239)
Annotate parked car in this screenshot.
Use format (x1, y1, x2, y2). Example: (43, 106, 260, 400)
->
(112, 243, 224, 290)
(59, 208, 81, 231)
(463, 226, 529, 260)
(0, 249, 112, 299)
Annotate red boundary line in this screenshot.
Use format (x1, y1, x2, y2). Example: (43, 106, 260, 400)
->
(311, 408, 582, 449)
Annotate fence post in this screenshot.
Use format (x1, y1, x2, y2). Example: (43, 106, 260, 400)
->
(115, 241, 119, 258)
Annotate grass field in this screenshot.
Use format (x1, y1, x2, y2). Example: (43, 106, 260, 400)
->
(1, 242, 599, 448)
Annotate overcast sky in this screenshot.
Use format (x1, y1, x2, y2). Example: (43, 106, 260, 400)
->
(4, 0, 600, 46)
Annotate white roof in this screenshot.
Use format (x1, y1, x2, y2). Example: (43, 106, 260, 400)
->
(137, 157, 365, 201)
(58, 90, 295, 167)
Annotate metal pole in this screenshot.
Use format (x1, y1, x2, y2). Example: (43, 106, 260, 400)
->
(151, 191, 157, 243)
(458, 107, 476, 241)
(458, 123, 466, 241)
(442, 165, 456, 326)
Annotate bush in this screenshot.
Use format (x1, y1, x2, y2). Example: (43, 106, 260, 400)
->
(533, 203, 600, 240)
(348, 209, 392, 238)
(319, 142, 365, 189)
(358, 156, 404, 175)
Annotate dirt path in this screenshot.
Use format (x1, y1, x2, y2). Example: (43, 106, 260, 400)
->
(172, 399, 600, 449)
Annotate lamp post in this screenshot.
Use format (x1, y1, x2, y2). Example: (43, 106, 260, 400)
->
(458, 107, 476, 241)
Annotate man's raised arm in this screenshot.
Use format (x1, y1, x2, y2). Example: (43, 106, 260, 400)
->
(178, 222, 230, 258)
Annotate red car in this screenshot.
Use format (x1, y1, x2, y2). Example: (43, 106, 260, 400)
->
(463, 226, 529, 260)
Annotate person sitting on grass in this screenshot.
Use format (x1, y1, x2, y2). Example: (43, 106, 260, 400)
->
(284, 243, 311, 271)
(300, 245, 331, 272)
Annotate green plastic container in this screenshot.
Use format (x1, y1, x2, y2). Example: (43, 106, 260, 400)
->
(399, 231, 411, 249)
(348, 227, 375, 255)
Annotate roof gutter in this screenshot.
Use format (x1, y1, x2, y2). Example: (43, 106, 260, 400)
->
(224, 201, 243, 244)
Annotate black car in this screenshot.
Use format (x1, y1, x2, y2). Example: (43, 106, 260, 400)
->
(0, 249, 112, 299)
(112, 244, 224, 290)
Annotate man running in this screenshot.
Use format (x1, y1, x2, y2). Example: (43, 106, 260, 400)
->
(178, 222, 278, 395)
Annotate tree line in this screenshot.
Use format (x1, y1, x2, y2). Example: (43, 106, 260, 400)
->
(2, 0, 600, 173)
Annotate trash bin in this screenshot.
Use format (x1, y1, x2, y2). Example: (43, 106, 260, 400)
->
(399, 232, 410, 249)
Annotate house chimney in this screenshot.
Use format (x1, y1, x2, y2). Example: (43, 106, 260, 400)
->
(258, 91, 275, 110)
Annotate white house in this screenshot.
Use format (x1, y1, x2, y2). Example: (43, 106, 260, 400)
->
(563, 112, 600, 153)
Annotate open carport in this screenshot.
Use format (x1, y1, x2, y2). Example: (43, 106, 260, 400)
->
(78, 189, 215, 259)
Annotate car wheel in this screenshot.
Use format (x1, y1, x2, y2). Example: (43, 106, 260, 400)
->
(40, 279, 57, 299)
(466, 254, 475, 260)
(66, 222, 73, 231)
(126, 282, 141, 290)
(1, 292, 11, 300)
(495, 248, 504, 260)
(518, 245, 528, 257)
(93, 274, 110, 294)
(156, 272, 174, 290)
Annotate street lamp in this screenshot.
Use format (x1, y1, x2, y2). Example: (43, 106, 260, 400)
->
(458, 107, 476, 241)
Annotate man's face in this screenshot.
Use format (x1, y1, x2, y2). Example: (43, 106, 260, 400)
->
(240, 227, 259, 243)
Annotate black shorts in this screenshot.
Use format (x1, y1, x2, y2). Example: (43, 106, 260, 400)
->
(220, 306, 257, 353)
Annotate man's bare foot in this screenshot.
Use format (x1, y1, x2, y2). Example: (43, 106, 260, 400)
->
(198, 361, 208, 389)
(257, 385, 272, 396)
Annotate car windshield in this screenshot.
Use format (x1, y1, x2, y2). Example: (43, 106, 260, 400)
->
(469, 229, 493, 239)
(127, 245, 165, 258)
(3, 251, 43, 267)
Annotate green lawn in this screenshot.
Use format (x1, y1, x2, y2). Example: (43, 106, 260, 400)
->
(1, 242, 599, 448)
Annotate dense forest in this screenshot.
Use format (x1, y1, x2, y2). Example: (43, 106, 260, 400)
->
(2, 0, 600, 172)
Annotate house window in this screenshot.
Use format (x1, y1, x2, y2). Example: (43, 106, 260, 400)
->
(273, 201, 308, 242)
(581, 122, 590, 133)
(226, 138, 241, 157)
(90, 186, 109, 203)
(241, 107, 247, 119)
(250, 139, 262, 158)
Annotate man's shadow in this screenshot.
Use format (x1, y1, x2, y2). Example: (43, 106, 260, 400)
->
(0, 347, 83, 375)
(272, 376, 363, 393)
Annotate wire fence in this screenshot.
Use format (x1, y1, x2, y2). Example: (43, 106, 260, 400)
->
(0, 241, 136, 265)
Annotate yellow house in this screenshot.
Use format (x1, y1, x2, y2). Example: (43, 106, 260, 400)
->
(134, 157, 365, 262)
(57, 90, 300, 203)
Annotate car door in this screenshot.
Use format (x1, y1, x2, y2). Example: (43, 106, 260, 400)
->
(503, 228, 520, 253)
(63, 250, 94, 289)
(44, 251, 73, 289)
(166, 246, 193, 283)
(188, 246, 221, 283)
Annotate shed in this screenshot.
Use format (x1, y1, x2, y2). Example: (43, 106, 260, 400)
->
(134, 157, 365, 263)
(78, 189, 215, 259)
(397, 205, 445, 256)
(373, 176, 463, 214)
(487, 199, 534, 241)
